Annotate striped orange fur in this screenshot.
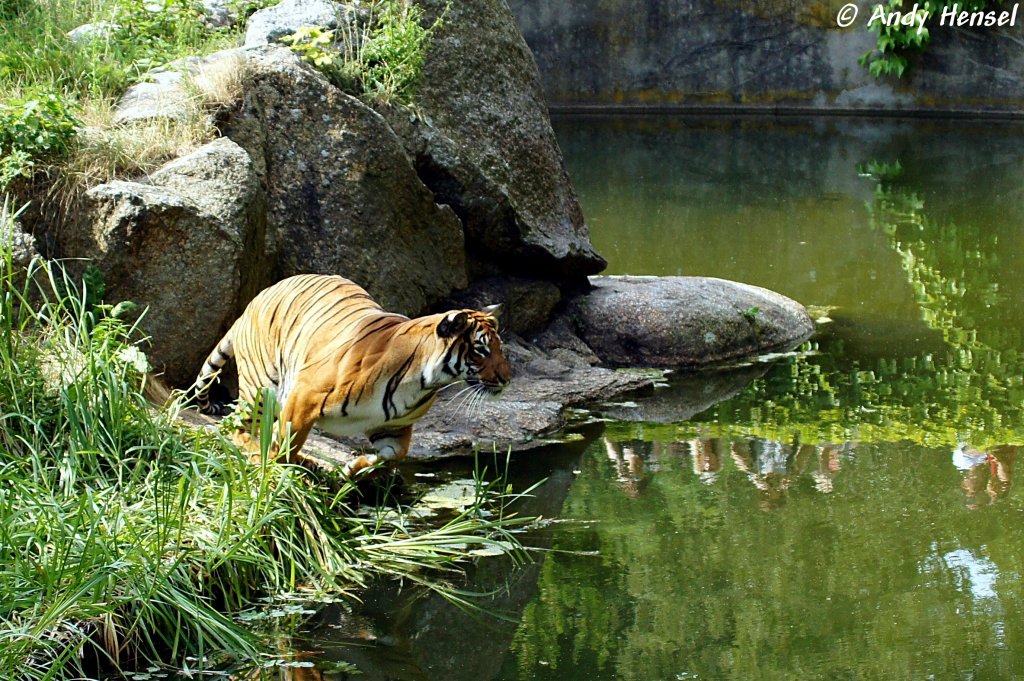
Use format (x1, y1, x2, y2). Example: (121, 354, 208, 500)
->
(194, 274, 510, 477)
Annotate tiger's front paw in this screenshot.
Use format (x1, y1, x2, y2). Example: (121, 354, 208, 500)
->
(341, 454, 380, 479)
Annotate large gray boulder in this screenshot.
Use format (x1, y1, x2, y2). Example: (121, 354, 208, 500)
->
(112, 49, 247, 126)
(224, 46, 467, 316)
(570, 275, 815, 367)
(441, 276, 561, 335)
(78, 138, 267, 385)
(385, 0, 606, 284)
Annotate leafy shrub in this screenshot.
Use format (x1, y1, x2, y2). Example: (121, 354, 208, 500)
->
(360, 1, 435, 102)
(0, 92, 80, 186)
(108, 0, 210, 74)
(0, 0, 252, 188)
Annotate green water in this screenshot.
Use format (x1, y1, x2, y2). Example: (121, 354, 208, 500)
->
(281, 116, 1024, 680)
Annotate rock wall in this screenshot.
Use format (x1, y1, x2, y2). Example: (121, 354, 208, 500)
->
(505, 0, 1024, 114)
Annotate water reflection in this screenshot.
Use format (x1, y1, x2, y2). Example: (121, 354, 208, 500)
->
(603, 435, 849, 509)
(731, 439, 846, 508)
(509, 433, 1024, 681)
(954, 443, 1018, 511)
(502, 116, 1024, 680)
(605, 432, 1021, 513)
(941, 548, 1000, 604)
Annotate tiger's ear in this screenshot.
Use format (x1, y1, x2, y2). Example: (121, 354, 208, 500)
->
(481, 303, 503, 319)
(437, 311, 471, 338)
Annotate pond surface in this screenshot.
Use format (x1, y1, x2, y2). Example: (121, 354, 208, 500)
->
(272, 116, 1024, 681)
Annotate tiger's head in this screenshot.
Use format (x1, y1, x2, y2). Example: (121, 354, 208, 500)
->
(435, 304, 511, 395)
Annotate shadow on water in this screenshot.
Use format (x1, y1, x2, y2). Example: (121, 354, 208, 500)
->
(248, 115, 1024, 681)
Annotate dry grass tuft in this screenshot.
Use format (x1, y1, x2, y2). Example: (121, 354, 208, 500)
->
(53, 54, 248, 202)
(187, 51, 248, 109)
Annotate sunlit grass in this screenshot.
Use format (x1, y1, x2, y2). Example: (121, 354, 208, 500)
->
(0, 0, 247, 191)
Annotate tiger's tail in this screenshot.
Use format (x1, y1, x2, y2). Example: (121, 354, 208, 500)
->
(194, 330, 234, 414)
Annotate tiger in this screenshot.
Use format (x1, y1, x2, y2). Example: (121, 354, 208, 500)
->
(193, 273, 511, 477)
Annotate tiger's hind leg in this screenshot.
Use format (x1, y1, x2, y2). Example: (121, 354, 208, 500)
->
(274, 390, 321, 469)
(227, 392, 278, 464)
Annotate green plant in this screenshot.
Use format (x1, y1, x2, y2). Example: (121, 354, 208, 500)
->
(283, 0, 442, 105)
(0, 0, 247, 192)
(359, 1, 436, 103)
(280, 26, 344, 79)
(0, 92, 80, 187)
(859, 0, 992, 77)
(109, 0, 211, 74)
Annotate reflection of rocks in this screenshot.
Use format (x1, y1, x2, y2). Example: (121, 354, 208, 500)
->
(689, 437, 726, 485)
(604, 438, 682, 497)
(731, 438, 847, 510)
(954, 443, 1018, 510)
(820, 310, 946, 361)
(596, 433, 848, 510)
(598, 363, 771, 423)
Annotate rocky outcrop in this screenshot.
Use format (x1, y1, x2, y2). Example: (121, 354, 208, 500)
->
(112, 49, 245, 125)
(223, 46, 467, 316)
(569, 275, 815, 367)
(77, 138, 267, 385)
(56, 0, 825, 461)
(386, 0, 606, 283)
(442, 276, 561, 335)
(85, 0, 606, 357)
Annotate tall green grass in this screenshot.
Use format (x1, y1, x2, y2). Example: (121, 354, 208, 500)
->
(0, 197, 530, 679)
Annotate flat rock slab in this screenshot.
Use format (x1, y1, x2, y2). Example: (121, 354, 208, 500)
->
(570, 275, 815, 368)
(113, 70, 190, 125)
(303, 339, 657, 466)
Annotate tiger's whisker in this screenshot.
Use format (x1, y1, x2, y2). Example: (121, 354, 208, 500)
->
(437, 381, 467, 394)
(456, 385, 481, 416)
(444, 383, 478, 407)
(454, 383, 484, 418)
